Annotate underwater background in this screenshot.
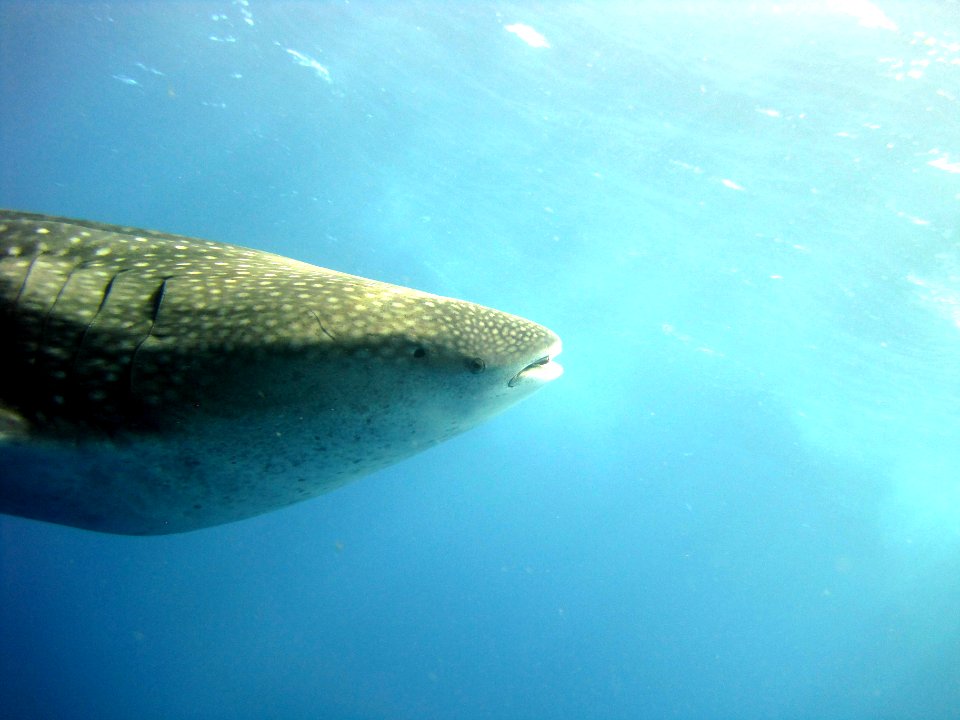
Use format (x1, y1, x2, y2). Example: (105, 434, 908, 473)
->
(1, 1, 959, 718)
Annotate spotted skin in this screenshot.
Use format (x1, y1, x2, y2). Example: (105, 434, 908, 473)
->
(0, 210, 562, 534)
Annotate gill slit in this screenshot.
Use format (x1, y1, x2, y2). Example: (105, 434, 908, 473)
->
(310, 310, 337, 342)
(72, 268, 128, 366)
(37, 262, 84, 364)
(129, 276, 171, 391)
(11, 251, 44, 308)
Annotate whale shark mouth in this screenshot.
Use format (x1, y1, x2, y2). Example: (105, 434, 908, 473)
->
(509, 346, 563, 388)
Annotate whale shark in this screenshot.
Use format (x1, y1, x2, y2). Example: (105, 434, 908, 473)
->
(0, 210, 562, 534)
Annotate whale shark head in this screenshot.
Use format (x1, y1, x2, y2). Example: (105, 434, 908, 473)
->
(0, 210, 563, 534)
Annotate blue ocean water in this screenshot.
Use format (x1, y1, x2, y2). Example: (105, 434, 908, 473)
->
(1, 1, 959, 718)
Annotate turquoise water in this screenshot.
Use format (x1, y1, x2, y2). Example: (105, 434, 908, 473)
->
(1, 2, 959, 718)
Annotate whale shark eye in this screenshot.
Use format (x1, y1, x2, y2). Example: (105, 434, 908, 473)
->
(467, 357, 486, 374)
(412, 346, 427, 359)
